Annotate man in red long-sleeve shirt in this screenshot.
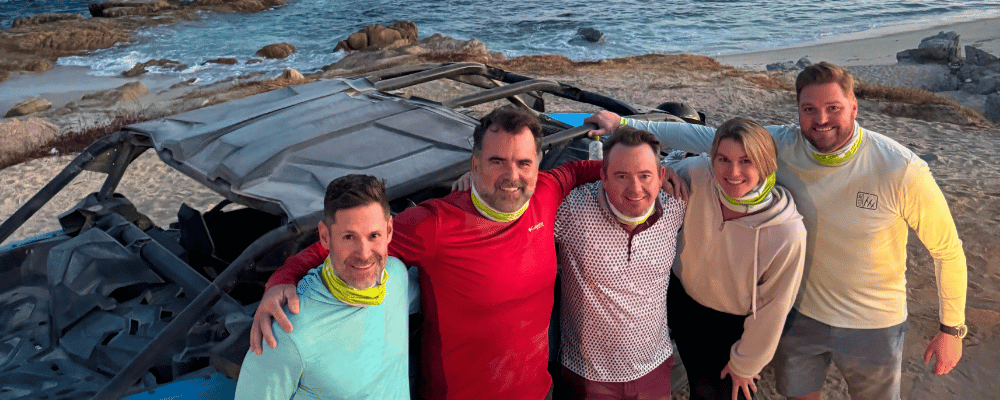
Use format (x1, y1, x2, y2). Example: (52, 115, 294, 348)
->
(249, 105, 602, 399)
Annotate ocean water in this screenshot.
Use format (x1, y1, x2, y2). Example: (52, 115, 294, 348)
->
(1, 0, 998, 84)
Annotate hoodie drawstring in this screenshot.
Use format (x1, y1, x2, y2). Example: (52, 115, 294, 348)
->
(751, 228, 760, 320)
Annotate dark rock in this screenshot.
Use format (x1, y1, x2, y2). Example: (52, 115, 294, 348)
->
(577, 27, 604, 44)
(11, 13, 83, 28)
(766, 61, 797, 71)
(795, 57, 812, 69)
(960, 73, 1000, 95)
(246, 58, 263, 64)
(256, 43, 296, 59)
(205, 57, 238, 65)
(122, 58, 186, 77)
(965, 46, 998, 67)
(919, 153, 938, 162)
(169, 78, 198, 89)
(897, 31, 960, 64)
(985, 92, 1000, 123)
(5, 97, 53, 117)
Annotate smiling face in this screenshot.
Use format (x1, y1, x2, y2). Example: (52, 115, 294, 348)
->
(713, 138, 763, 198)
(601, 143, 664, 218)
(470, 126, 540, 213)
(798, 81, 858, 153)
(317, 202, 393, 290)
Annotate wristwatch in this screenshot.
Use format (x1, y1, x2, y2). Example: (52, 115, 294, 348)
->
(940, 323, 968, 338)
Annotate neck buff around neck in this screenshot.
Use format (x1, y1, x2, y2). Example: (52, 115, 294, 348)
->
(320, 257, 388, 307)
(809, 124, 864, 166)
(603, 189, 655, 225)
(714, 171, 776, 214)
(470, 182, 529, 222)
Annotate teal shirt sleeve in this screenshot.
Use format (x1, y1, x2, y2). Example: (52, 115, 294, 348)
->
(234, 323, 303, 400)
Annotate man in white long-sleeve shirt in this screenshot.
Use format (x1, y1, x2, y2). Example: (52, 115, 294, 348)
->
(585, 62, 967, 400)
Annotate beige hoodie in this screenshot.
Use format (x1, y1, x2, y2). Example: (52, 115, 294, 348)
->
(671, 156, 807, 378)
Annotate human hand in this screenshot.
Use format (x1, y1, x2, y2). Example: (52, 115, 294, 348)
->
(451, 172, 473, 192)
(583, 110, 622, 138)
(249, 284, 299, 355)
(924, 331, 963, 375)
(721, 364, 760, 400)
(661, 166, 690, 201)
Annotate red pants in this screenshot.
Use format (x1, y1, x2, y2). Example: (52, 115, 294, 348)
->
(559, 356, 674, 400)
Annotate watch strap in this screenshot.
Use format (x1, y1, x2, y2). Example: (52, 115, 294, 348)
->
(940, 323, 967, 338)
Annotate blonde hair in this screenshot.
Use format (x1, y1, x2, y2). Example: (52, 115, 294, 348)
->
(710, 117, 777, 177)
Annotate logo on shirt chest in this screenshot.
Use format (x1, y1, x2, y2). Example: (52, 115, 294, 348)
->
(856, 192, 878, 210)
(528, 222, 545, 232)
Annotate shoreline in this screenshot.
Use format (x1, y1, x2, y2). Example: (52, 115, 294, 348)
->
(715, 16, 1000, 69)
(2, 17, 998, 116)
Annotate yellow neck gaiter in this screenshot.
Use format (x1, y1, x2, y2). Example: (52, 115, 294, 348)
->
(470, 182, 529, 222)
(320, 257, 388, 307)
(812, 125, 864, 166)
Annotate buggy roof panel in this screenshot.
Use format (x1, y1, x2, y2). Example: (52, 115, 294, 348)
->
(126, 77, 477, 224)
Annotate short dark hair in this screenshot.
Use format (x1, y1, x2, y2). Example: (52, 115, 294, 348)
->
(601, 125, 661, 171)
(795, 61, 856, 103)
(323, 174, 390, 225)
(471, 105, 543, 158)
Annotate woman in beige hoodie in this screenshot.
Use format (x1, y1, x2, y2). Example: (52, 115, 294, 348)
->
(667, 117, 807, 400)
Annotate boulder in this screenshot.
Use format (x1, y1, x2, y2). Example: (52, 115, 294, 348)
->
(390, 21, 418, 43)
(896, 31, 960, 64)
(6, 21, 130, 53)
(965, 45, 1000, 69)
(333, 21, 418, 52)
(205, 57, 238, 65)
(11, 13, 83, 28)
(80, 81, 149, 106)
(0, 118, 60, 166)
(256, 43, 297, 59)
(985, 92, 1000, 123)
(280, 68, 304, 81)
(795, 57, 813, 69)
(5, 97, 53, 118)
(123, 58, 187, 77)
(577, 27, 604, 44)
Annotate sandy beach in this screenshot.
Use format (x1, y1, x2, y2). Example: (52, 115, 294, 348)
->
(2, 15, 999, 400)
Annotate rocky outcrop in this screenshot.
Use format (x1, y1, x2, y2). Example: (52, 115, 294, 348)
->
(896, 31, 960, 64)
(80, 82, 149, 106)
(89, 1, 174, 18)
(188, 0, 287, 13)
(205, 57, 238, 65)
(333, 21, 418, 52)
(5, 97, 53, 118)
(256, 43, 296, 59)
(123, 58, 187, 77)
(279, 68, 304, 82)
(966, 46, 1000, 68)
(766, 57, 813, 71)
(321, 33, 506, 76)
(11, 13, 83, 28)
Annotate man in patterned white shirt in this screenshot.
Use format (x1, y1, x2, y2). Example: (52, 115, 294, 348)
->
(554, 125, 685, 399)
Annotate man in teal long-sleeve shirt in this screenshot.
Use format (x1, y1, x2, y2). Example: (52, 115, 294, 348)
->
(235, 174, 418, 400)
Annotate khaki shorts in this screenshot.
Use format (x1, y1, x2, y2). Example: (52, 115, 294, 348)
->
(772, 309, 907, 400)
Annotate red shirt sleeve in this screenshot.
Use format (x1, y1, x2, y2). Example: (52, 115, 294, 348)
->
(544, 160, 602, 197)
(265, 241, 328, 290)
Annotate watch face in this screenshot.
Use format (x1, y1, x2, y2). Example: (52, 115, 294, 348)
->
(957, 324, 968, 338)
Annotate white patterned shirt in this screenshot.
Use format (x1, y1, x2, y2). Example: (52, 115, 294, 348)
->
(554, 181, 685, 382)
